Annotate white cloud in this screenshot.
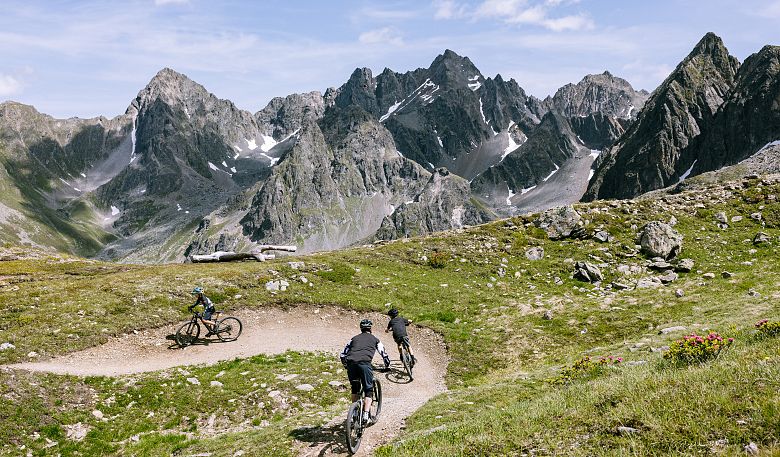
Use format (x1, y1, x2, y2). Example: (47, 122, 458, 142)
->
(445, 0, 594, 32)
(751, 0, 780, 18)
(434, 0, 462, 19)
(154, 0, 189, 5)
(0, 74, 22, 96)
(359, 27, 404, 46)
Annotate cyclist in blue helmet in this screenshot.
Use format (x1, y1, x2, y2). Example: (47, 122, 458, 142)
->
(189, 287, 219, 336)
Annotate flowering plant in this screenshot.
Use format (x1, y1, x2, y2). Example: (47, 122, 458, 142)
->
(663, 332, 734, 365)
(550, 355, 623, 385)
(755, 319, 780, 337)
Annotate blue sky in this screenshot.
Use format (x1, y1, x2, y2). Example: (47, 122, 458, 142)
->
(0, 0, 778, 118)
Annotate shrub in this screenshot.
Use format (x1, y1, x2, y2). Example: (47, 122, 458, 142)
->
(428, 251, 449, 269)
(663, 332, 734, 365)
(315, 262, 356, 284)
(755, 319, 780, 337)
(550, 355, 622, 385)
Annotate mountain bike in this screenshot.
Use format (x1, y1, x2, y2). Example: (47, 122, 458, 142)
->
(345, 375, 382, 454)
(399, 340, 414, 381)
(175, 311, 243, 347)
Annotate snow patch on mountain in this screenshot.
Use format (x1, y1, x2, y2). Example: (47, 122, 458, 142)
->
(543, 164, 560, 182)
(678, 159, 698, 182)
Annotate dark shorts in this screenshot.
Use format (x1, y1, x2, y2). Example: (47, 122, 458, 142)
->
(203, 307, 215, 321)
(394, 335, 411, 347)
(346, 362, 374, 395)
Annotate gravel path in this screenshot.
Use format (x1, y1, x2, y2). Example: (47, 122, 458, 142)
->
(7, 305, 448, 456)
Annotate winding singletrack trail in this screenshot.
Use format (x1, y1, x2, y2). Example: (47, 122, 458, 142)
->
(7, 306, 448, 456)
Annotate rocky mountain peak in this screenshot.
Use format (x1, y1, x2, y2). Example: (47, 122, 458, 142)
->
(429, 49, 482, 88)
(334, 67, 378, 115)
(544, 70, 648, 119)
(126, 67, 212, 117)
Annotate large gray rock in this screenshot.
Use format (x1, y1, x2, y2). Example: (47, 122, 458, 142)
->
(533, 206, 583, 240)
(573, 261, 603, 283)
(525, 246, 545, 261)
(639, 222, 683, 259)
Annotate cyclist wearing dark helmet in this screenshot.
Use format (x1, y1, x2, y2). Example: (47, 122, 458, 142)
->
(189, 287, 219, 336)
(385, 308, 416, 366)
(340, 319, 390, 425)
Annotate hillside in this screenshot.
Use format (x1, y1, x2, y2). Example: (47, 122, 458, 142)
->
(1, 172, 779, 456)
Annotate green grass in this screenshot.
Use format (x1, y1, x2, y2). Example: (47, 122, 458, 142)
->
(1, 177, 780, 455)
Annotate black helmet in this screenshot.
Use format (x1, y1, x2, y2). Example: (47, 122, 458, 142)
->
(360, 319, 373, 331)
(388, 308, 399, 318)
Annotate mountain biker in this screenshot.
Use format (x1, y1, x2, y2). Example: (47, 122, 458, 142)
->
(385, 308, 416, 366)
(340, 319, 390, 425)
(189, 287, 219, 336)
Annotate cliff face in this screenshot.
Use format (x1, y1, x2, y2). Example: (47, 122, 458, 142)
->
(585, 33, 740, 200)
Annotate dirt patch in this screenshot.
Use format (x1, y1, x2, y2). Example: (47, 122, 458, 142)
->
(5, 305, 448, 456)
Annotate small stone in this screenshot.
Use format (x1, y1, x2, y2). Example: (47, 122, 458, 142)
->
(542, 310, 554, 320)
(300, 276, 308, 284)
(234, 451, 245, 457)
(636, 277, 662, 288)
(210, 381, 223, 388)
(702, 273, 716, 279)
(594, 230, 610, 243)
(64, 423, 90, 442)
(721, 271, 734, 279)
(27, 351, 38, 358)
(0, 342, 15, 351)
(91, 410, 104, 420)
(659, 326, 687, 335)
(268, 390, 281, 398)
(295, 384, 315, 392)
(753, 232, 771, 245)
(748, 289, 760, 297)
(328, 380, 343, 387)
(731, 215, 743, 222)
(617, 426, 639, 435)
(288, 261, 305, 270)
(674, 258, 695, 273)
(715, 212, 728, 223)
(658, 270, 678, 284)
(186, 377, 200, 386)
(612, 282, 631, 290)
(750, 212, 762, 221)
(525, 247, 544, 261)
(554, 277, 563, 286)
(675, 289, 684, 298)
(744, 442, 759, 455)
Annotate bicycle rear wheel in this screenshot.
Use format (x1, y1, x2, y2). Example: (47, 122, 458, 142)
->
(216, 317, 243, 342)
(175, 321, 200, 347)
(370, 379, 382, 421)
(345, 402, 362, 454)
(401, 344, 413, 381)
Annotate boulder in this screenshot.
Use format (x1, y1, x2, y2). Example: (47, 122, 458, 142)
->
(658, 270, 678, 284)
(573, 261, 603, 283)
(525, 246, 545, 261)
(639, 222, 683, 259)
(674, 258, 695, 273)
(753, 232, 771, 245)
(534, 206, 583, 240)
(593, 230, 611, 243)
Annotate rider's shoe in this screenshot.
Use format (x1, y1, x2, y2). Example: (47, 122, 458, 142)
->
(362, 412, 372, 426)
(411, 355, 417, 367)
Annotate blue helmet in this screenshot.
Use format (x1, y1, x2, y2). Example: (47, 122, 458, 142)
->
(192, 287, 203, 294)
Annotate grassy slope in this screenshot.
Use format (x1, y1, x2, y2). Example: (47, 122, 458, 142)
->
(1, 176, 780, 455)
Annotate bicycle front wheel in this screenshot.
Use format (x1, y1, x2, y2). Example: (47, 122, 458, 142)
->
(175, 321, 200, 347)
(345, 402, 362, 454)
(216, 317, 243, 342)
(370, 379, 382, 421)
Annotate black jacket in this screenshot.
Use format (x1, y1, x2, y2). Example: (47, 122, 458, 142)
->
(340, 332, 390, 367)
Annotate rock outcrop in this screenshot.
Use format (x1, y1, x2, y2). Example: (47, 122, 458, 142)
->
(585, 33, 740, 200)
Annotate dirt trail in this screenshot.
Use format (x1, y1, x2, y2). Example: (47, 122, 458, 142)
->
(8, 306, 448, 456)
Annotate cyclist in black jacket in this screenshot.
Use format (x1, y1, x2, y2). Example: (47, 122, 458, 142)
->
(386, 308, 416, 366)
(340, 319, 390, 425)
